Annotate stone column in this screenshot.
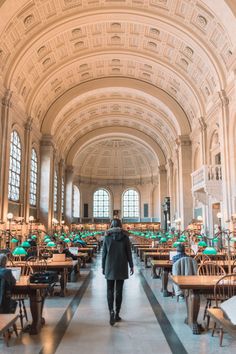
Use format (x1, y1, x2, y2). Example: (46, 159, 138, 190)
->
(166, 158, 174, 223)
(219, 90, 232, 223)
(0, 90, 12, 221)
(198, 117, 207, 164)
(158, 165, 167, 229)
(57, 159, 64, 224)
(176, 135, 192, 228)
(23, 117, 33, 223)
(39, 136, 55, 230)
(65, 165, 74, 225)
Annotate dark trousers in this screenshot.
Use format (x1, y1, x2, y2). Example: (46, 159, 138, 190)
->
(107, 279, 124, 312)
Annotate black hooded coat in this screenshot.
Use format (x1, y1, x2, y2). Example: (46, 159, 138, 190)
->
(102, 227, 133, 280)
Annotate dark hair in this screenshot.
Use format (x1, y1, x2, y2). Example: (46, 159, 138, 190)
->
(110, 219, 122, 228)
(176, 244, 185, 253)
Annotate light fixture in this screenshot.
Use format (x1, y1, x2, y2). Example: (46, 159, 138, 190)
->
(52, 218, 58, 224)
(29, 215, 34, 222)
(12, 246, 27, 256)
(197, 215, 203, 222)
(7, 213, 13, 220)
(217, 212, 222, 219)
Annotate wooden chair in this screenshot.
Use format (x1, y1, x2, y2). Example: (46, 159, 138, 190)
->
(11, 262, 32, 329)
(197, 261, 226, 325)
(0, 314, 19, 346)
(207, 274, 236, 346)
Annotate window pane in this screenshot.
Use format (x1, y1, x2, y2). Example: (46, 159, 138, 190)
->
(122, 189, 139, 218)
(29, 148, 38, 206)
(8, 131, 21, 202)
(93, 189, 110, 218)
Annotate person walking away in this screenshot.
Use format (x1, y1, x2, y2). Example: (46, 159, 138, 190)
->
(102, 219, 134, 326)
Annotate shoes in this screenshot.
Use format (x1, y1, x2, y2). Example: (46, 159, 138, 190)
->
(115, 313, 122, 322)
(109, 310, 115, 326)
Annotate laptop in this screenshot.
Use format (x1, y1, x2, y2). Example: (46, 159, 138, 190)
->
(69, 247, 78, 256)
(169, 251, 178, 261)
(8, 267, 21, 281)
(52, 253, 66, 262)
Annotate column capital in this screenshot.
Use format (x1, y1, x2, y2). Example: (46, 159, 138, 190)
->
(66, 165, 74, 174)
(158, 165, 167, 173)
(176, 135, 191, 147)
(219, 90, 229, 106)
(41, 135, 54, 148)
(198, 117, 207, 131)
(24, 117, 33, 131)
(1, 89, 12, 107)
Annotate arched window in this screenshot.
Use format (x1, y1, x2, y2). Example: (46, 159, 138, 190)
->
(123, 189, 139, 218)
(73, 185, 80, 218)
(93, 189, 109, 218)
(54, 172, 58, 212)
(61, 178, 64, 214)
(8, 131, 22, 201)
(29, 148, 38, 206)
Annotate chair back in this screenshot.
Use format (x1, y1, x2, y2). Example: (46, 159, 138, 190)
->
(194, 253, 210, 264)
(197, 261, 226, 276)
(214, 274, 236, 307)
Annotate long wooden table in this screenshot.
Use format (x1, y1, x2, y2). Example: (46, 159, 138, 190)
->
(31, 260, 76, 297)
(171, 275, 222, 335)
(13, 276, 48, 335)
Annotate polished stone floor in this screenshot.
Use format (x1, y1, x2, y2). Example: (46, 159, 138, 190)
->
(1, 253, 236, 354)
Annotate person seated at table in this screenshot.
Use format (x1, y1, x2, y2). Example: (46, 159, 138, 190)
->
(0, 254, 17, 313)
(54, 242, 77, 260)
(172, 244, 198, 300)
(172, 244, 187, 263)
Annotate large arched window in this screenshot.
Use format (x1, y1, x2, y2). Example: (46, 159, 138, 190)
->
(73, 185, 80, 218)
(61, 178, 64, 214)
(123, 189, 140, 218)
(29, 148, 38, 206)
(8, 131, 22, 201)
(93, 189, 109, 218)
(54, 172, 58, 212)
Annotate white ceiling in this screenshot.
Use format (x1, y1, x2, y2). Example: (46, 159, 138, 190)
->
(0, 0, 235, 181)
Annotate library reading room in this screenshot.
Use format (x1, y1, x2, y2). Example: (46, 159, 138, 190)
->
(1, 1, 236, 353)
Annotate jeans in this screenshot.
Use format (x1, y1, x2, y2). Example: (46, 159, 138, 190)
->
(107, 279, 124, 312)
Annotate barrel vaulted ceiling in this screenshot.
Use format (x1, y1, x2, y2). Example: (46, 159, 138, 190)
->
(0, 0, 235, 181)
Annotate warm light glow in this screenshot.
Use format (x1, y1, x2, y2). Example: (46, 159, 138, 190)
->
(29, 215, 34, 222)
(7, 212, 13, 220)
(52, 218, 58, 225)
(61, 220, 65, 225)
(197, 215, 203, 222)
(217, 212, 222, 219)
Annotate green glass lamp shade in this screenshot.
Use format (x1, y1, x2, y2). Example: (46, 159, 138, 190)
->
(212, 238, 218, 243)
(47, 241, 56, 247)
(179, 237, 186, 242)
(198, 241, 207, 247)
(203, 247, 217, 255)
(160, 237, 167, 243)
(21, 241, 31, 248)
(44, 238, 51, 243)
(31, 235, 37, 239)
(197, 235, 202, 239)
(60, 236, 65, 240)
(11, 238, 18, 243)
(167, 235, 173, 239)
(230, 237, 236, 242)
(44, 235, 50, 241)
(172, 242, 180, 248)
(12, 247, 27, 256)
(64, 238, 70, 243)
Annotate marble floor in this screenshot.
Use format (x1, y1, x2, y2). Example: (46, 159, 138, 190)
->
(1, 253, 236, 354)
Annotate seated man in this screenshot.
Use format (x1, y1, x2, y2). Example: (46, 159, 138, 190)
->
(172, 245, 198, 300)
(54, 242, 79, 279)
(172, 244, 187, 263)
(0, 254, 17, 313)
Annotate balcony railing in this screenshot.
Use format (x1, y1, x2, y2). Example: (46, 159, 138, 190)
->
(192, 165, 222, 191)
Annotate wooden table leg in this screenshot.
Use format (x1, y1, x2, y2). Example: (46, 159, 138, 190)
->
(185, 289, 203, 334)
(60, 269, 68, 297)
(162, 268, 171, 297)
(29, 289, 45, 335)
